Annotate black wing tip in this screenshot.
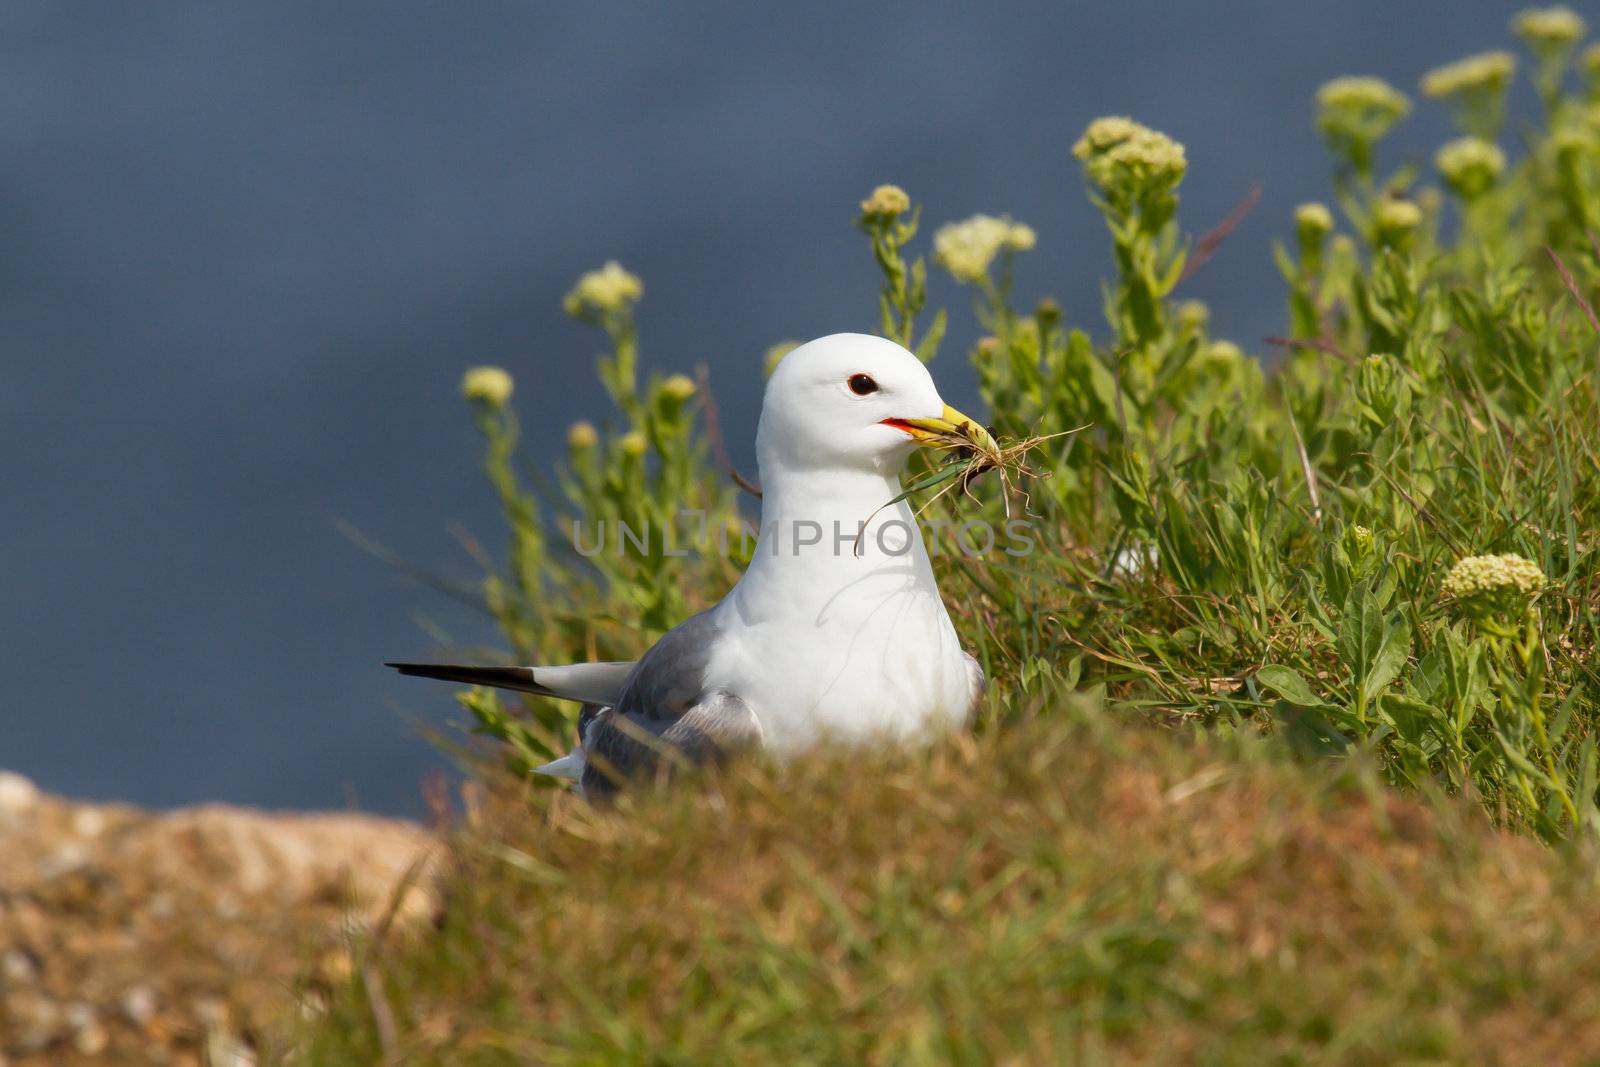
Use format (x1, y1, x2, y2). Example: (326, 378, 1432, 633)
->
(384, 662, 546, 695)
(385, 661, 466, 679)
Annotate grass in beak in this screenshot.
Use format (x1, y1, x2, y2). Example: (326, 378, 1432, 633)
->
(855, 422, 1089, 555)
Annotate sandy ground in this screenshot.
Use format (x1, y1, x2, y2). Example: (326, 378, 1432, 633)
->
(0, 771, 437, 1065)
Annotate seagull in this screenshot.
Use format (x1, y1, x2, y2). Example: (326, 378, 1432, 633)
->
(389, 333, 994, 795)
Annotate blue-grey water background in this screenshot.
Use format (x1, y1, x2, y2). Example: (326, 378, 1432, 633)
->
(2, 2, 1540, 813)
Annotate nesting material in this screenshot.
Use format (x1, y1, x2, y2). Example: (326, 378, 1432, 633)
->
(859, 422, 1086, 550)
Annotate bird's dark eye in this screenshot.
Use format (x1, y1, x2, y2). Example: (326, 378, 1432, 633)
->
(848, 373, 879, 396)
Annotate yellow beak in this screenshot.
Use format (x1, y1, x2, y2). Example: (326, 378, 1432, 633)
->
(882, 403, 998, 454)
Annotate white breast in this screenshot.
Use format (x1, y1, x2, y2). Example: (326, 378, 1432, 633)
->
(706, 523, 975, 751)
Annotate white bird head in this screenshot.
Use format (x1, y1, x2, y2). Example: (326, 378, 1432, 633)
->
(757, 333, 994, 476)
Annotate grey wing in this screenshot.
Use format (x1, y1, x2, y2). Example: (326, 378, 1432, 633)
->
(612, 608, 722, 718)
(580, 609, 764, 796)
(581, 689, 763, 797)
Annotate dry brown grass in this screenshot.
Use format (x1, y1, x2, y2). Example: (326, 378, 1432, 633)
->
(289, 712, 1600, 1065)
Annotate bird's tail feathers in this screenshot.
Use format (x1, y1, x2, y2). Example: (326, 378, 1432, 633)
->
(533, 750, 586, 780)
(385, 660, 634, 705)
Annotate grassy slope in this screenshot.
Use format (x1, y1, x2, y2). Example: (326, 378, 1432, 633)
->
(288, 714, 1600, 1065)
(290, 30, 1600, 1062)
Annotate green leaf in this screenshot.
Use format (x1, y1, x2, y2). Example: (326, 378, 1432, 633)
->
(1273, 700, 1352, 757)
(1366, 613, 1411, 695)
(1337, 581, 1385, 680)
(915, 307, 948, 362)
(1495, 732, 1559, 789)
(1271, 240, 1298, 284)
(1378, 693, 1442, 745)
(1257, 665, 1325, 708)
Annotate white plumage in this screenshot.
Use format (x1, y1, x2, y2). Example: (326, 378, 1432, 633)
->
(392, 333, 989, 794)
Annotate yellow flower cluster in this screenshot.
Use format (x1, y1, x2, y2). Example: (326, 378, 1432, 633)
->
(1374, 198, 1423, 235)
(460, 366, 514, 407)
(1175, 299, 1210, 332)
(1006, 223, 1038, 251)
(1442, 553, 1546, 600)
(1295, 202, 1334, 235)
(1073, 117, 1187, 196)
(1318, 76, 1411, 118)
(618, 431, 648, 457)
(1512, 6, 1587, 49)
(1435, 137, 1506, 196)
(563, 261, 643, 319)
(859, 184, 912, 219)
(932, 214, 1036, 284)
(660, 374, 697, 401)
(1316, 76, 1411, 144)
(1421, 51, 1517, 98)
(1196, 340, 1243, 371)
(567, 421, 599, 450)
(1554, 127, 1594, 160)
(1071, 117, 1144, 160)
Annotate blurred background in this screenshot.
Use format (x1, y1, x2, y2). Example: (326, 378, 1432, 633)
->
(1, 1, 1529, 813)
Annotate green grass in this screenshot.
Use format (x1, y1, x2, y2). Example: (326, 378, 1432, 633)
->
(304, 15, 1600, 1061)
(430, 16, 1600, 842)
(288, 715, 1600, 1064)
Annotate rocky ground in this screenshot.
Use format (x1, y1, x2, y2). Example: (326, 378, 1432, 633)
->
(0, 772, 438, 1065)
